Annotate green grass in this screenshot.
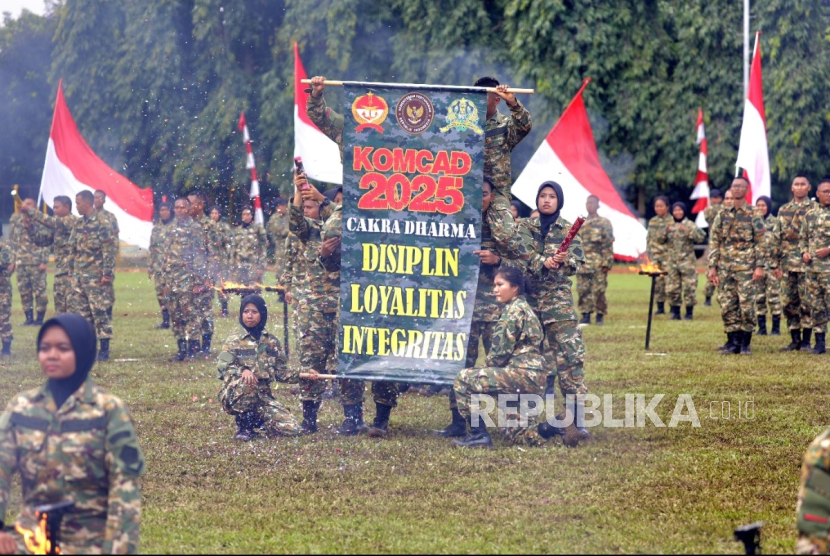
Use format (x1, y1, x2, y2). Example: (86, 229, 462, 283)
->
(0, 271, 819, 553)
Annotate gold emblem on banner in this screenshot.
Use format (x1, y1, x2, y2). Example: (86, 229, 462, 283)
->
(439, 98, 483, 134)
(352, 92, 389, 133)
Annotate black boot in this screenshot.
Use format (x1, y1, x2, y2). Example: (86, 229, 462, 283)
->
(595, 314, 604, 325)
(684, 306, 693, 320)
(771, 314, 781, 336)
(434, 405, 467, 438)
(781, 329, 802, 351)
(337, 404, 367, 436)
(719, 332, 741, 355)
(801, 329, 813, 351)
(187, 340, 201, 359)
(107, 307, 112, 320)
(757, 314, 767, 335)
(33, 310, 45, 325)
(22, 310, 33, 326)
(656, 302, 665, 315)
(567, 396, 591, 441)
(812, 333, 827, 355)
(300, 401, 320, 434)
(579, 312, 591, 325)
(451, 418, 493, 449)
(704, 296, 712, 306)
(156, 308, 170, 329)
(367, 403, 392, 437)
(96, 338, 110, 361)
(1, 340, 11, 357)
(670, 306, 681, 320)
(220, 299, 229, 318)
(201, 333, 212, 356)
(740, 331, 752, 355)
(234, 414, 253, 441)
(170, 339, 188, 362)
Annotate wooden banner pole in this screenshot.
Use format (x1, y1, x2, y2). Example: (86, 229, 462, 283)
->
(299, 79, 533, 94)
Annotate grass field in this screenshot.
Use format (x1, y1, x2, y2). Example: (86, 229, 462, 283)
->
(0, 270, 822, 553)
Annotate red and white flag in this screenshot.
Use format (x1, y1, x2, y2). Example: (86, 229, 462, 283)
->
(512, 79, 647, 261)
(294, 42, 342, 184)
(39, 81, 153, 248)
(735, 32, 770, 203)
(238, 112, 264, 225)
(690, 107, 710, 227)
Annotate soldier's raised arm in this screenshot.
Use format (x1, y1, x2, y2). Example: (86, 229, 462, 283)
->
(307, 76, 345, 161)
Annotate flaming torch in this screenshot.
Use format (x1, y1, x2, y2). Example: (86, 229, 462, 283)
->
(14, 500, 75, 555)
(630, 256, 668, 350)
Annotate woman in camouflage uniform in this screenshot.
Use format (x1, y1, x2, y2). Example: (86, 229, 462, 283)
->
(647, 196, 672, 315)
(208, 206, 232, 317)
(754, 196, 782, 335)
(217, 295, 315, 441)
(230, 208, 267, 285)
(663, 202, 706, 320)
(0, 314, 144, 554)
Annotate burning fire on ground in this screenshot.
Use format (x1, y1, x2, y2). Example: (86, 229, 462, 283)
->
(15, 514, 54, 555)
(629, 256, 663, 274)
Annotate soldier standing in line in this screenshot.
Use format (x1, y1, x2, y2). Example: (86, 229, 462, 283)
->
(702, 189, 724, 306)
(209, 206, 231, 317)
(267, 199, 289, 286)
(161, 198, 208, 361)
(799, 178, 830, 355)
(707, 177, 766, 356)
(770, 174, 817, 351)
(10, 198, 48, 326)
(663, 202, 706, 320)
(576, 195, 614, 325)
(148, 202, 174, 329)
(755, 195, 782, 335)
(93, 191, 119, 320)
(646, 196, 671, 315)
(0, 238, 14, 356)
(187, 193, 216, 356)
(230, 207, 267, 285)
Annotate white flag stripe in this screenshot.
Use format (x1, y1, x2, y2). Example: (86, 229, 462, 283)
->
(735, 99, 771, 203)
(293, 105, 343, 184)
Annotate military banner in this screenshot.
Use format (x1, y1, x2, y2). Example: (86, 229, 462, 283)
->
(338, 82, 486, 384)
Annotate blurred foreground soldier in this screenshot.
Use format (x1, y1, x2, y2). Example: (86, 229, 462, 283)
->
(0, 315, 144, 554)
(755, 195, 782, 335)
(231, 207, 267, 285)
(576, 195, 614, 325)
(796, 427, 830, 554)
(702, 188, 724, 305)
(707, 177, 765, 355)
(800, 179, 830, 355)
(0, 240, 13, 356)
(452, 267, 578, 448)
(162, 198, 208, 361)
(217, 295, 309, 441)
(209, 206, 231, 317)
(70, 191, 115, 361)
(10, 198, 47, 326)
(94, 190, 119, 320)
(148, 202, 174, 329)
(267, 198, 289, 286)
(646, 196, 671, 315)
(771, 174, 817, 351)
(664, 202, 705, 320)
(188, 193, 216, 356)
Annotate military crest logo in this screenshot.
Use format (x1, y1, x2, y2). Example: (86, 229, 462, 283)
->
(395, 92, 435, 134)
(439, 98, 483, 134)
(352, 92, 389, 133)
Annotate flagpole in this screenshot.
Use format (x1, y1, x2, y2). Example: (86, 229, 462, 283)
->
(743, 0, 750, 99)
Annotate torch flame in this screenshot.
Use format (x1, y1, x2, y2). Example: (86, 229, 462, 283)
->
(628, 256, 663, 273)
(15, 513, 55, 555)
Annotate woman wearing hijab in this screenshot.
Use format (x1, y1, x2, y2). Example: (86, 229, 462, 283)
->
(217, 295, 313, 441)
(663, 202, 706, 320)
(647, 196, 672, 314)
(230, 207, 268, 285)
(149, 201, 175, 329)
(524, 182, 590, 441)
(0, 314, 144, 554)
(208, 206, 232, 317)
(754, 196, 782, 335)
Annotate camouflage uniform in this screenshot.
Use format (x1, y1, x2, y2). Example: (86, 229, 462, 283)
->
(209, 219, 232, 307)
(800, 204, 830, 332)
(279, 233, 306, 367)
(708, 205, 765, 333)
(663, 217, 705, 307)
(97, 209, 119, 313)
(160, 216, 207, 341)
(756, 212, 782, 317)
(770, 199, 817, 331)
(148, 218, 174, 311)
(0, 380, 144, 554)
(9, 212, 48, 315)
(192, 214, 216, 336)
(703, 204, 723, 301)
(25, 209, 78, 314)
(0, 242, 13, 344)
(267, 211, 290, 283)
(646, 214, 671, 304)
(523, 216, 587, 397)
(230, 222, 267, 285)
(69, 211, 115, 339)
(453, 295, 546, 447)
(796, 427, 830, 554)
(576, 215, 614, 315)
(217, 328, 300, 437)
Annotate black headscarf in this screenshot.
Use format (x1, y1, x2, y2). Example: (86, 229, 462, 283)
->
(208, 205, 223, 220)
(510, 200, 523, 215)
(239, 294, 268, 341)
(38, 314, 97, 409)
(671, 202, 687, 222)
(536, 181, 564, 239)
(709, 188, 723, 199)
(323, 187, 343, 203)
(158, 201, 173, 224)
(756, 195, 773, 217)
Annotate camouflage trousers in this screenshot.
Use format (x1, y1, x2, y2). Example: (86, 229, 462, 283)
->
(454, 364, 546, 446)
(297, 306, 338, 404)
(0, 279, 12, 342)
(53, 272, 72, 314)
(576, 270, 608, 314)
(704, 279, 716, 300)
(209, 259, 229, 304)
(219, 376, 300, 436)
(665, 265, 698, 307)
(70, 275, 112, 339)
(716, 269, 758, 333)
(486, 198, 536, 261)
(16, 264, 47, 313)
(274, 246, 286, 285)
(235, 265, 260, 285)
(466, 320, 496, 367)
(168, 287, 200, 340)
(652, 258, 667, 303)
(153, 272, 168, 309)
(756, 269, 782, 316)
(104, 273, 115, 312)
(542, 319, 587, 397)
(783, 271, 813, 330)
(807, 272, 830, 331)
(195, 288, 214, 335)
